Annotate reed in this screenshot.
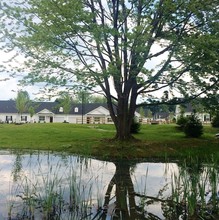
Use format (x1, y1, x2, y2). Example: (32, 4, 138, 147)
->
(7, 156, 105, 220)
(169, 157, 219, 219)
(6, 154, 219, 219)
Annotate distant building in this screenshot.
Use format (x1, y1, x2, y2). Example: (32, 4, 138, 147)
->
(175, 103, 211, 123)
(137, 106, 172, 124)
(0, 100, 113, 124)
(0, 100, 141, 124)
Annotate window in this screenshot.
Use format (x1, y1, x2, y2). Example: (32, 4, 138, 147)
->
(59, 107, 63, 112)
(6, 116, 12, 121)
(21, 116, 27, 121)
(74, 107, 78, 113)
(39, 116, 45, 122)
(94, 117, 100, 123)
(204, 114, 210, 121)
(107, 117, 113, 122)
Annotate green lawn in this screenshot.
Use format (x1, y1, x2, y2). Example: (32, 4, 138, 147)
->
(0, 123, 218, 159)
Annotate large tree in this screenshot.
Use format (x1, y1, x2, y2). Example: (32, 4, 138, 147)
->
(0, 0, 218, 140)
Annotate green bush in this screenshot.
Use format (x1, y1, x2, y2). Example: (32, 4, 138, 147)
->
(176, 115, 188, 130)
(184, 114, 203, 138)
(130, 119, 141, 134)
(211, 113, 219, 128)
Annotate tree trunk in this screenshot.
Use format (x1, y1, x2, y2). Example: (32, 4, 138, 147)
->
(103, 161, 138, 219)
(109, 94, 137, 141)
(114, 113, 133, 140)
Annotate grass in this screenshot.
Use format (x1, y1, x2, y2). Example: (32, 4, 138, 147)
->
(0, 123, 218, 159)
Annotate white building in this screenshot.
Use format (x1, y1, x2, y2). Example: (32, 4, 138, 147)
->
(0, 100, 114, 124)
(175, 104, 211, 123)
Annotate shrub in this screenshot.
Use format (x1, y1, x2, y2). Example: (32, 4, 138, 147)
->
(211, 113, 219, 128)
(184, 114, 203, 138)
(176, 115, 188, 130)
(130, 119, 141, 134)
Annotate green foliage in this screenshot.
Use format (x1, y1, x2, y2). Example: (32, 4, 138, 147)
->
(89, 95, 107, 103)
(74, 90, 91, 104)
(130, 118, 141, 134)
(28, 106, 35, 118)
(15, 90, 30, 115)
(56, 92, 73, 114)
(184, 114, 203, 138)
(176, 115, 188, 130)
(145, 109, 152, 119)
(139, 107, 145, 119)
(201, 95, 219, 115)
(73, 90, 106, 104)
(211, 113, 219, 128)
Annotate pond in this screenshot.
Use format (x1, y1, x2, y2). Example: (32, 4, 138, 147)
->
(0, 150, 219, 220)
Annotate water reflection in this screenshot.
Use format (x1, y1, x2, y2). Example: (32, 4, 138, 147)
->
(0, 150, 218, 219)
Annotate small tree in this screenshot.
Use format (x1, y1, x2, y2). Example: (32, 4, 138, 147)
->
(176, 106, 188, 130)
(184, 114, 203, 138)
(15, 90, 30, 123)
(169, 112, 175, 123)
(211, 112, 219, 128)
(130, 117, 141, 134)
(139, 107, 145, 122)
(145, 109, 153, 120)
(176, 115, 189, 130)
(28, 106, 35, 122)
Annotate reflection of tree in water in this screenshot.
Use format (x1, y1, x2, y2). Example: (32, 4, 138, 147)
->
(100, 160, 163, 220)
(100, 159, 219, 220)
(102, 161, 138, 219)
(11, 153, 23, 182)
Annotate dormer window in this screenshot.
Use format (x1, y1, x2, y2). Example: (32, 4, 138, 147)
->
(59, 107, 63, 112)
(74, 107, 78, 113)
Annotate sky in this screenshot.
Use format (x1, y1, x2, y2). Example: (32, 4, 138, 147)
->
(0, 76, 41, 100)
(0, 49, 43, 100)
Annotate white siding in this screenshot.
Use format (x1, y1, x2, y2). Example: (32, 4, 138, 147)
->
(68, 116, 78, 123)
(0, 113, 17, 123)
(54, 116, 65, 123)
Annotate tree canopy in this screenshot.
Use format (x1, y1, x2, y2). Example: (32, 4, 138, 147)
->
(56, 92, 73, 114)
(72, 90, 107, 104)
(15, 90, 30, 116)
(0, 0, 218, 140)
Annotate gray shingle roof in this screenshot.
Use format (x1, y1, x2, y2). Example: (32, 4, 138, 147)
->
(0, 100, 18, 113)
(0, 100, 109, 115)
